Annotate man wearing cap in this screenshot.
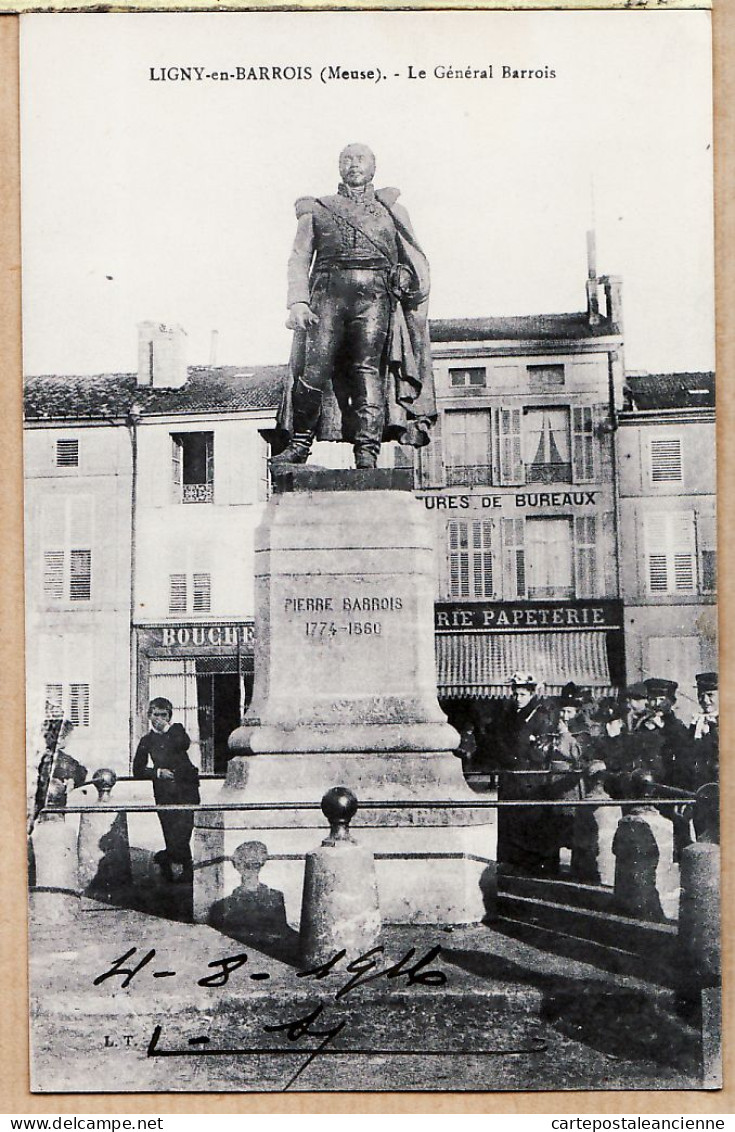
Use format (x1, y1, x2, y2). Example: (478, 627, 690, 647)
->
(623, 683, 650, 733)
(642, 677, 690, 786)
(677, 673, 719, 841)
(496, 672, 557, 873)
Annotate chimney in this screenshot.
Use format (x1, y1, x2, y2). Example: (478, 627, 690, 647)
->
(137, 321, 188, 388)
(585, 230, 601, 326)
(600, 276, 623, 332)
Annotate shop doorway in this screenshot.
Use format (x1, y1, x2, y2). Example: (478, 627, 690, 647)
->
(147, 655, 253, 773)
(196, 657, 253, 773)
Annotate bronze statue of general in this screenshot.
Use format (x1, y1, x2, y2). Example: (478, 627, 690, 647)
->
(272, 143, 436, 470)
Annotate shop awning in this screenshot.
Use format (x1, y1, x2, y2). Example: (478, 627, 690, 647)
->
(436, 630, 613, 699)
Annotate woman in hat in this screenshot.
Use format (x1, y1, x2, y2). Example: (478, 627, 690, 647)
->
(496, 672, 557, 874)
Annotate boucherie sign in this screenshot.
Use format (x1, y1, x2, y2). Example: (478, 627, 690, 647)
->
(146, 622, 255, 648)
(434, 599, 623, 632)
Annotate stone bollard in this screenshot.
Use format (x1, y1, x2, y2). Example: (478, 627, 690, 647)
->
(571, 773, 619, 887)
(612, 804, 680, 921)
(30, 808, 80, 926)
(77, 769, 131, 897)
(299, 787, 381, 967)
(678, 841, 720, 989)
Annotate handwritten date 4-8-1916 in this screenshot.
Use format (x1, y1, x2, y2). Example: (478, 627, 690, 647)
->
(93, 943, 448, 997)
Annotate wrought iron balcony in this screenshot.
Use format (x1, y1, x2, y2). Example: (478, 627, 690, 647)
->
(526, 462, 572, 485)
(182, 483, 214, 503)
(445, 464, 494, 487)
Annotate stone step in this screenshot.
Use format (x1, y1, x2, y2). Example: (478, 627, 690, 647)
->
(496, 892, 679, 967)
(498, 871, 619, 915)
(495, 915, 675, 986)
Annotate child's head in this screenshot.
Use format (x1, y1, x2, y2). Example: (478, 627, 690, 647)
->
(148, 697, 173, 732)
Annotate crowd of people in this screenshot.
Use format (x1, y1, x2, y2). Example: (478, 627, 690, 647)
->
(455, 671, 719, 876)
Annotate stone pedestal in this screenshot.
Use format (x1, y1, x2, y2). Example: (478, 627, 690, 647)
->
(194, 470, 496, 927)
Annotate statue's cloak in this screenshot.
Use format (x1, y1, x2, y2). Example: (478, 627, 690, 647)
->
(276, 187, 436, 449)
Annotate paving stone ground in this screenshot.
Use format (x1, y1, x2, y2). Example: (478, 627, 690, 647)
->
(28, 890, 707, 1095)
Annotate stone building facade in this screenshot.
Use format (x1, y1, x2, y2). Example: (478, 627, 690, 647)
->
(24, 287, 717, 776)
(617, 371, 717, 718)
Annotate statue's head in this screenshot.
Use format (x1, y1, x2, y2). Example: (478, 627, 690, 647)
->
(339, 143, 376, 189)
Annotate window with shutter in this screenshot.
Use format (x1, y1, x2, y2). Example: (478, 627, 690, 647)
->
(447, 520, 494, 598)
(498, 409, 524, 485)
(444, 410, 492, 486)
(193, 573, 212, 613)
(650, 437, 683, 483)
(43, 552, 64, 601)
(448, 521, 469, 597)
(171, 436, 183, 500)
(574, 515, 597, 598)
(502, 517, 526, 599)
(470, 520, 494, 597)
(69, 683, 90, 727)
(417, 413, 443, 488)
(169, 574, 188, 614)
(697, 511, 717, 593)
(572, 407, 595, 482)
(258, 433, 272, 502)
(41, 496, 93, 604)
(644, 511, 697, 595)
(69, 550, 92, 601)
(56, 438, 79, 467)
(44, 684, 63, 717)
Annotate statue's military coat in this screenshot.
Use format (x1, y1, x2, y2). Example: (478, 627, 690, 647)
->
(277, 186, 436, 449)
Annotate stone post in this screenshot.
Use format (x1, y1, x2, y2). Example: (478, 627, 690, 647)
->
(77, 769, 131, 896)
(612, 804, 680, 921)
(571, 772, 619, 886)
(300, 787, 381, 966)
(30, 788, 80, 926)
(678, 841, 720, 989)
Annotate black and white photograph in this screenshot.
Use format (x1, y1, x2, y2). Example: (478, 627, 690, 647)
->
(20, 7, 720, 1094)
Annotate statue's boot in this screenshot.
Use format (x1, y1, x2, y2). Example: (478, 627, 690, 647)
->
(270, 381, 322, 466)
(353, 398, 383, 470)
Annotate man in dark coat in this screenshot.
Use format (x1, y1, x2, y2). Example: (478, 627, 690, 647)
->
(687, 672, 719, 791)
(133, 697, 200, 883)
(273, 143, 436, 469)
(674, 672, 719, 842)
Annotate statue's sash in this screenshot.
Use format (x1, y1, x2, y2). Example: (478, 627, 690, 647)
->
(314, 195, 398, 265)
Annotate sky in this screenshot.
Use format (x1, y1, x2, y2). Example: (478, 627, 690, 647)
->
(20, 9, 715, 377)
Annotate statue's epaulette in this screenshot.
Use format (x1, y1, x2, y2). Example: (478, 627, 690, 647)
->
(376, 187, 401, 208)
(295, 196, 317, 218)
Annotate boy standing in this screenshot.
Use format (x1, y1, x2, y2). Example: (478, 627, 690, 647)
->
(133, 697, 200, 882)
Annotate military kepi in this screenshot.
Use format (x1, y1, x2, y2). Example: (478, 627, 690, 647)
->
(695, 672, 718, 692)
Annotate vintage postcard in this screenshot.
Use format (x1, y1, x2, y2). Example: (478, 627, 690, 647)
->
(20, 8, 720, 1094)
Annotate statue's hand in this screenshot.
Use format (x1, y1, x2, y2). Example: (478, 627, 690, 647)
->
(286, 303, 319, 330)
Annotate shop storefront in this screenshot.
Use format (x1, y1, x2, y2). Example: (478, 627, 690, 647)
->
(435, 597, 625, 766)
(134, 622, 255, 773)
(435, 598, 624, 698)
